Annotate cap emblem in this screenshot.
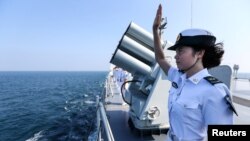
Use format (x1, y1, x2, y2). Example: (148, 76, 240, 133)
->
(176, 34, 181, 42)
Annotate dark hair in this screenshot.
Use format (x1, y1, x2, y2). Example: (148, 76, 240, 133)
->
(193, 42, 224, 69)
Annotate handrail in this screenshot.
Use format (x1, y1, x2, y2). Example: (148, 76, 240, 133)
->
(96, 96, 101, 141)
(96, 87, 115, 141)
(99, 102, 115, 141)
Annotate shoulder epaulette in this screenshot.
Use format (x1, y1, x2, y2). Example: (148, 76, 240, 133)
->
(225, 95, 238, 116)
(204, 76, 222, 85)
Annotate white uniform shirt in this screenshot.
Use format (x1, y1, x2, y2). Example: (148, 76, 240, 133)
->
(167, 67, 233, 140)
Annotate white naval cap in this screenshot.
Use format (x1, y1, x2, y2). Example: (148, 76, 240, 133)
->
(168, 29, 216, 50)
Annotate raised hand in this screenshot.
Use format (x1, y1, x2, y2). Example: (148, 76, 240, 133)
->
(153, 4, 162, 31)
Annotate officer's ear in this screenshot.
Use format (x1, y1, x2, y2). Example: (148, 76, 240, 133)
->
(196, 49, 205, 59)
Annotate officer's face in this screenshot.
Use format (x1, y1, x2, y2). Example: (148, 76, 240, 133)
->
(175, 46, 197, 70)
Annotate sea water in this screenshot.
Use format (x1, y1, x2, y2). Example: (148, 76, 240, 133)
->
(0, 71, 107, 141)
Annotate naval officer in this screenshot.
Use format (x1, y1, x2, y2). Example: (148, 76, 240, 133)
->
(152, 4, 237, 141)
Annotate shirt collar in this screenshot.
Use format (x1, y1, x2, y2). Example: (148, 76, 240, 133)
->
(187, 68, 210, 84)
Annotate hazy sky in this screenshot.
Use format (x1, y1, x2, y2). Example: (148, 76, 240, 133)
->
(0, 0, 249, 72)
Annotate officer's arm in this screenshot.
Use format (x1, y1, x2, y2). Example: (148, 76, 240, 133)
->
(153, 4, 171, 75)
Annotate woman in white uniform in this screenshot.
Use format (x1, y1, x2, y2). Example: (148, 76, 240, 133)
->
(152, 4, 237, 141)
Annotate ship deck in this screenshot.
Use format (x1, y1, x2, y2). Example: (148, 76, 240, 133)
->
(102, 78, 250, 141)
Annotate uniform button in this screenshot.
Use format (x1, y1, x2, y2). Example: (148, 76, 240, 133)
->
(184, 104, 187, 107)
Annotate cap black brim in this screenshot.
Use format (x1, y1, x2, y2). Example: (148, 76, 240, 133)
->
(167, 35, 216, 51)
(167, 44, 181, 51)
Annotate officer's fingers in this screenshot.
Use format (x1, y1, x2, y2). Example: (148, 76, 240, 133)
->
(158, 4, 162, 16)
(156, 4, 162, 22)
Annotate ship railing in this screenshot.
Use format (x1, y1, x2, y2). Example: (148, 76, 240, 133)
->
(96, 76, 115, 141)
